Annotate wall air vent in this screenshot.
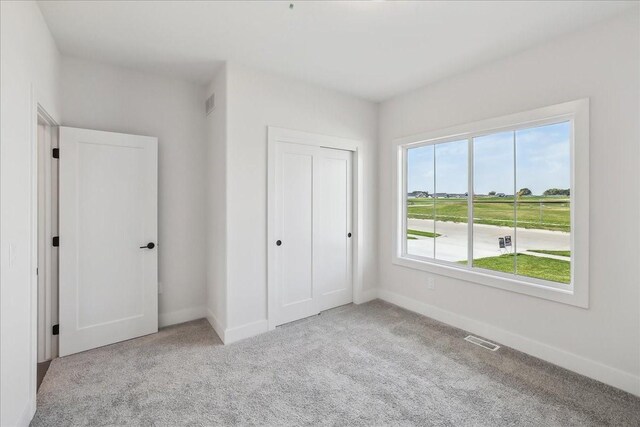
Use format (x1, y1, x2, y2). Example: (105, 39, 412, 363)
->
(205, 93, 215, 116)
(464, 335, 500, 351)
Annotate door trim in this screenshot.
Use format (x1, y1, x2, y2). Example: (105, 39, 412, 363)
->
(267, 127, 365, 330)
(28, 85, 59, 422)
(36, 110, 59, 364)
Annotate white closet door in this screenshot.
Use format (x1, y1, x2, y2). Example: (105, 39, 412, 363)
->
(59, 127, 158, 356)
(272, 142, 353, 327)
(273, 142, 319, 326)
(316, 148, 353, 311)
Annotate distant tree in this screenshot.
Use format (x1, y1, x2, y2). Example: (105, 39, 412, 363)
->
(543, 188, 570, 196)
(488, 191, 496, 196)
(518, 188, 532, 196)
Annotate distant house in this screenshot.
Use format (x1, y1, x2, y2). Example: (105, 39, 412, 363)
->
(407, 191, 428, 198)
(430, 192, 467, 198)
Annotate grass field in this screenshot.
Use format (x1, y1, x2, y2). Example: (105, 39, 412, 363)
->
(467, 253, 570, 284)
(528, 249, 571, 257)
(407, 229, 441, 238)
(407, 196, 570, 232)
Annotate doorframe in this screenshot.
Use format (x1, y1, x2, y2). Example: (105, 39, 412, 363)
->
(36, 106, 59, 364)
(28, 86, 58, 414)
(267, 126, 365, 331)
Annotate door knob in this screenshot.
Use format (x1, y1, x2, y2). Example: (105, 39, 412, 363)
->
(348, 233, 352, 238)
(276, 240, 282, 246)
(140, 242, 155, 249)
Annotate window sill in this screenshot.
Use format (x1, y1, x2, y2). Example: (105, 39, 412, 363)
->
(392, 255, 588, 308)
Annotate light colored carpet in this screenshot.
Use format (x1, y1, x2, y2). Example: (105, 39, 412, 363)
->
(33, 300, 639, 426)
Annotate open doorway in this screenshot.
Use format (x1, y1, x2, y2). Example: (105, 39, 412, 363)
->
(36, 107, 58, 390)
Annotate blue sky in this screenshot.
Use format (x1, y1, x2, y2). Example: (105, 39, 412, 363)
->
(407, 121, 570, 195)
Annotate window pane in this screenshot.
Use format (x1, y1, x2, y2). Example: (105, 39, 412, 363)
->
(434, 139, 468, 263)
(472, 131, 516, 274)
(515, 122, 571, 284)
(406, 145, 435, 258)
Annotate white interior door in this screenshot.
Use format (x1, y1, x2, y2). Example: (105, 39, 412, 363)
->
(59, 127, 158, 356)
(272, 142, 353, 327)
(316, 148, 353, 311)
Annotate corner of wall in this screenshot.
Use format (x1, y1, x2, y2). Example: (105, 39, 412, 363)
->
(204, 62, 229, 333)
(355, 288, 379, 305)
(158, 306, 207, 328)
(206, 308, 226, 343)
(371, 100, 383, 296)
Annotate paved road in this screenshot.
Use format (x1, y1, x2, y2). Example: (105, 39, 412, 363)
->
(407, 219, 570, 263)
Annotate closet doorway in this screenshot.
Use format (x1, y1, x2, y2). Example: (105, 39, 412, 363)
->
(267, 128, 361, 328)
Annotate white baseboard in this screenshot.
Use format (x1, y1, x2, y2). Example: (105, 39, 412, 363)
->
(16, 400, 34, 427)
(202, 311, 268, 345)
(217, 290, 376, 345)
(224, 319, 269, 344)
(355, 287, 378, 304)
(378, 289, 640, 397)
(158, 306, 206, 328)
(206, 308, 226, 343)
(219, 289, 378, 344)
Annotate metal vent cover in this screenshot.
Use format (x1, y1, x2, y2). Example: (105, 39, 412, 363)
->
(205, 93, 215, 115)
(464, 335, 500, 351)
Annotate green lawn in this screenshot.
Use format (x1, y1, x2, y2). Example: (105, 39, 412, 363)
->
(407, 196, 570, 232)
(407, 229, 441, 238)
(528, 249, 571, 257)
(467, 253, 570, 284)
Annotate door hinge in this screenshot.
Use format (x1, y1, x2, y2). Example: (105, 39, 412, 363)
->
(52, 236, 59, 247)
(52, 324, 59, 335)
(52, 148, 59, 158)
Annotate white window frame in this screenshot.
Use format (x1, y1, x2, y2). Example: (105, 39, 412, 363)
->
(393, 99, 589, 308)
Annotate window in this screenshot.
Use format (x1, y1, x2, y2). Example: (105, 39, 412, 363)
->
(406, 139, 467, 262)
(395, 100, 589, 307)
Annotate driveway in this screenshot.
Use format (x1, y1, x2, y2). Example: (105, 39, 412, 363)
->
(407, 218, 570, 262)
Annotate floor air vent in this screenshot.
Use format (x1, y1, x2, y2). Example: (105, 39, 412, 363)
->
(464, 335, 500, 351)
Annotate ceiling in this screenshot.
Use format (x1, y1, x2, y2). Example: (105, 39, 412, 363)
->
(38, 1, 637, 101)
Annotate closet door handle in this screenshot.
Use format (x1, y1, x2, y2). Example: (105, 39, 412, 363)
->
(276, 240, 282, 246)
(140, 242, 155, 249)
(347, 233, 352, 238)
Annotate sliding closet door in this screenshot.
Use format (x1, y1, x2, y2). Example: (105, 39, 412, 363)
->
(271, 142, 353, 327)
(273, 142, 319, 326)
(316, 148, 353, 311)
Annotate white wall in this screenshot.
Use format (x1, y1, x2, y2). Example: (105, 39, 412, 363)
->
(378, 12, 640, 395)
(223, 63, 378, 335)
(60, 57, 208, 327)
(205, 65, 228, 338)
(0, 1, 61, 425)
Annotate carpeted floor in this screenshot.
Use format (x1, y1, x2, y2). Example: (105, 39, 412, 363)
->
(33, 300, 640, 426)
